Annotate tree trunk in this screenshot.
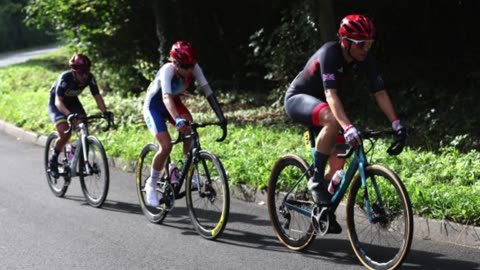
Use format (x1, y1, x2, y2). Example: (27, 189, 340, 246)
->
(315, 0, 336, 43)
(151, 0, 174, 65)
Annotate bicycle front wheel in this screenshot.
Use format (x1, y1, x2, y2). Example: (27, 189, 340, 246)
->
(346, 164, 413, 270)
(79, 136, 109, 208)
(44, 132, 69, 197)
(267, 154, 316, 251)
(186, 150, 229, 240)
(136, 143, 169, 223)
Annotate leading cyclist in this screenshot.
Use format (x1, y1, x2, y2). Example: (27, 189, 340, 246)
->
(284, 14, 406, 233)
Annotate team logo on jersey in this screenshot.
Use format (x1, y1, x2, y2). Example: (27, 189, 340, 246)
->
(322, 73, 335, 81)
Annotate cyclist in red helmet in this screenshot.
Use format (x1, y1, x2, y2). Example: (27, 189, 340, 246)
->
(284, 14, 406, 233)
(142, 41, 226, 207)
(47, 53, 113, 178)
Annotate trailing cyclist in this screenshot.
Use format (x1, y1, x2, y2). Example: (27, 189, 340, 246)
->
(142, 40, 227, 207)
(47, 53, 113, 178)
(283, 14, 406, 233)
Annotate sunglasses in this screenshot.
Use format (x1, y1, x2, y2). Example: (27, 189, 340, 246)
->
(345, 37, 374, 49)
(177, 62, 195, 69)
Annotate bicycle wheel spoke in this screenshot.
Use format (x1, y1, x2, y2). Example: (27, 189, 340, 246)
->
(267, 154, 315, 250)
(136, 143, 169, 223)
(186, 151, 229, 240)
(44, 132, 69, 197)
(347, 165, 413, 269)
(79, 137, 109, 208)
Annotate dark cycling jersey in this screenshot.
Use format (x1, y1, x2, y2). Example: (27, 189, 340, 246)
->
(47, 71, 100, 125)
(48, 71, 100, 105)
(287, 41, 384, 99)
(285, 41, 384, 127)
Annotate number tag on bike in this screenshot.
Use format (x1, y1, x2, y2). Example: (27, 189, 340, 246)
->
(303, 131, 310, 150)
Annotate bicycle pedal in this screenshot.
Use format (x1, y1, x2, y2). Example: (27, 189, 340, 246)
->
(158, 197, 174, 211)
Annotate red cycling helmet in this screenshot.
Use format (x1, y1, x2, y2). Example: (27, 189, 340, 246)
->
(338, 14, 375, 40)
(170, 41, 196, 66)
(69, 53, 91, 71)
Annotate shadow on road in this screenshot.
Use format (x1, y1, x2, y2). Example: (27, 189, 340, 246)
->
(64, 195, 480, 270)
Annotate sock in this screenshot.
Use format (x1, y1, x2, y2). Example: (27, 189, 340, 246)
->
(313, 151, 329, 184)
(51, 147, 61, 160)
(150, 168, 161, 185)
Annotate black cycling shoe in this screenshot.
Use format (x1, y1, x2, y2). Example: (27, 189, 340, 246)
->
(307, 177, 332, 205)
(328, 215, 342, 234)
(49, 158, 59, 178)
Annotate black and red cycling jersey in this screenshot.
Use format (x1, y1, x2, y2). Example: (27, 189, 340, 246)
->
(286, 41, 384, 100)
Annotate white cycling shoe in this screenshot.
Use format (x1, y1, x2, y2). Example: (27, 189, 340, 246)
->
(145, 177, 159, 207)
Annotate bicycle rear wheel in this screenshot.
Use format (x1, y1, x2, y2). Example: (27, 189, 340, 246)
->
(267, 154, 316, 250)
(79, 136, 109, 208)
(186, 150, 229, 240)
(136, 143, 169, 223)
(44, 132, 69, 197)
(346, 164, 413, 270)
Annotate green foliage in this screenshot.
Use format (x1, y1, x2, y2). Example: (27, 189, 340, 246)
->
(0, 0, 55, 52)
(24, 0, 156, 95)
(248, 2, 322, 89)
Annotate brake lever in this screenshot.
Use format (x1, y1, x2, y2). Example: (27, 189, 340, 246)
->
(387, 138, 405, 156)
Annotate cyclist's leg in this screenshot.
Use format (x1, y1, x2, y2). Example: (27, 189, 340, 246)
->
(325, 134, 347, 180)
(286, 94, 340, 202)
(285, 94, 342, 233)
(47, 104, 71, 176)
(144, 105, 172, 206)
(312, 105, 343, 233)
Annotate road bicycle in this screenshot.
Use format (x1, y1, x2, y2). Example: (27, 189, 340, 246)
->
(267, 127, 413, 270)
(44, 114, 115, 208)
(136, 121, 229, 240)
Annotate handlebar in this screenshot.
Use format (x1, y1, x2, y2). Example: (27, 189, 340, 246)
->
(171, 121, 227, 144)
(337, 128, 409, 159)
(64, 114, 116, 134)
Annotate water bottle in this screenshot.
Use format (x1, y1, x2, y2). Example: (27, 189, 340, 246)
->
(169, 162, 180, 184)
(66, 144, 74, 161)
(328, 169, 345, 195)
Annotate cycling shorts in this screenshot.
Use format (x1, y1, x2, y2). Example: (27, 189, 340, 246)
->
(47, 98, 86, 127)
(143, 96, 191, 136)
(284, 91, 345, 144)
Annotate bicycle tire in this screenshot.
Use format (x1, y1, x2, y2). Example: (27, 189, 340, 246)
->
(346, 164, 413, 270)
(78, 136, 109, 208)
(267, 154, 316, 250)
(186, 150, 229, 240)
(44, 132, 69, 197)
(136, 143, 169, 223)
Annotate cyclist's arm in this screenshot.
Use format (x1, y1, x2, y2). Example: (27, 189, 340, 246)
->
(93, 94, 107, 113)
(54, 95, 72, 116)
(193, 64, 226, 124)
(374, 90, 398, 122)
(325, 88, 353, 129)
(199, 84, 226, 124)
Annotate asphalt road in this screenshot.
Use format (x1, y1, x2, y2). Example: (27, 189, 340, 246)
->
(0, 46, 60, 68)
(0, 130, 479, 270)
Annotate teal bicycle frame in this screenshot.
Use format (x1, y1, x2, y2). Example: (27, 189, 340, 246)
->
(283, 128, 379, 223)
